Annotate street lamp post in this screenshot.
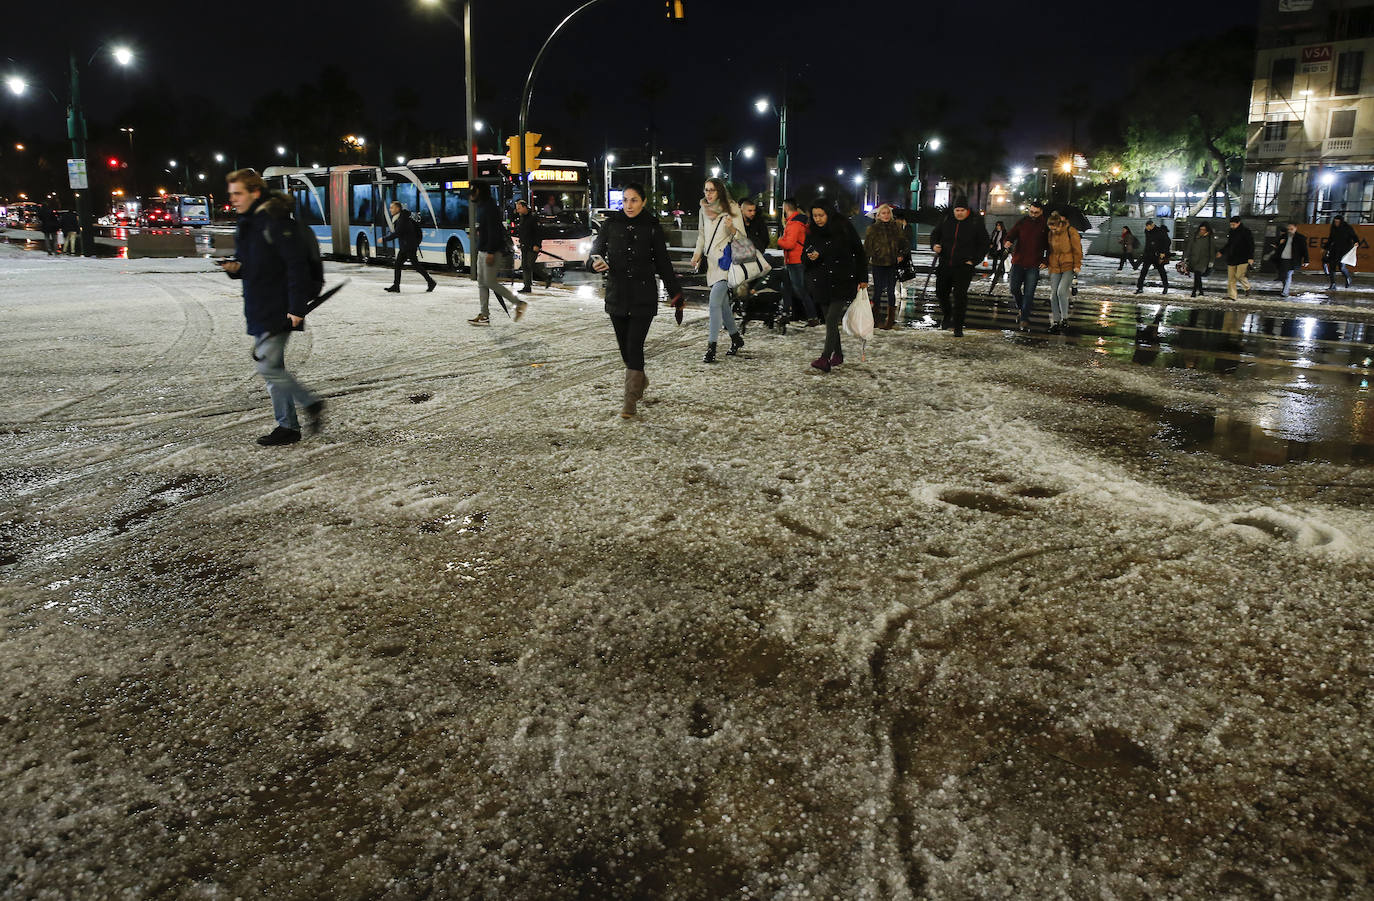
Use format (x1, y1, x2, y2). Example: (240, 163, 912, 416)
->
(909, 137, 940, 211)
(66, 46, 134, 255)
(713, 144, 754, 184)
(604, 152, 615, 207)
(419, 0, 479, 278)
(755, 97, 787, 203)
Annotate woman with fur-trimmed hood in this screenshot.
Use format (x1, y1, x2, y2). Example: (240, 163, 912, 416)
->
(690, 176, 746, 363)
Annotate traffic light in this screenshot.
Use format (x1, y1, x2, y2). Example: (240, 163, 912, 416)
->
(665, 0, 685, 19)
(504, 132, 543, 174)
(108, 157, 120, 168)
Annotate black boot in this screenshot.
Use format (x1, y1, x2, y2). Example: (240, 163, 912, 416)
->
(727, 332, 744, 356)
(703, 342, 717, 363)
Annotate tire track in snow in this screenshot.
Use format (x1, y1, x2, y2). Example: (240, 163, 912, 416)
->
(22, 283, 217, 423)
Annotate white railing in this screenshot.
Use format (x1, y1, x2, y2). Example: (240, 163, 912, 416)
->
(1323, 137, 1355, 153)
(1257, 140, 1293, 157)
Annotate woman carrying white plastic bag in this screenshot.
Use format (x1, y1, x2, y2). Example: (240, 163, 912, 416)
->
(843, 285, 875, 359)
(803, 199, 868, 373)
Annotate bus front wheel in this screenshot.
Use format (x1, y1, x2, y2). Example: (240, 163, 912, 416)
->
(357, 234, 369, 262)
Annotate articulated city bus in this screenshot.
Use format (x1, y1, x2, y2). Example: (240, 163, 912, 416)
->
(263, 156, 593, 270)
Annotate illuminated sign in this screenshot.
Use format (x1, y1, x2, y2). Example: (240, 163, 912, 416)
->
(529, 169, 581, 183)
(443, 181, 471, 189)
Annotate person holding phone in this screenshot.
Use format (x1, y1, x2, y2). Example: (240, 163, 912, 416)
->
(591, 183, 683, 418)
(690, 176, 745, 363)
(804, 199, 868, 372)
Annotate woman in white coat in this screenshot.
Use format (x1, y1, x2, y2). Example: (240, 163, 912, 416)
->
(690, 176, 746, 363)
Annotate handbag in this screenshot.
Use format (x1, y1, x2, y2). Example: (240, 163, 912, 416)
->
(1342, 245, 1359, 268)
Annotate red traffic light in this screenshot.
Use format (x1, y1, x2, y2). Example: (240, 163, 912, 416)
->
(107, 157, 121, 168)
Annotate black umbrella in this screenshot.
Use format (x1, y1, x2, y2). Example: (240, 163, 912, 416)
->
(1049, 204, 1091, 232)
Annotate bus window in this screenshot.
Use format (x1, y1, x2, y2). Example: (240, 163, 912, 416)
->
(395, 183, 418, 215)
(293, 188, 325, 225)
(351, 183, 372, 225)
(440, 189, 468, 228)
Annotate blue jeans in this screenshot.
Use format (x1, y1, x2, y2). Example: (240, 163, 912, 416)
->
(871, 265, 897, 315)
(707, 280, 738, 344)
(1049, 271, 1074, 323)
(1279, 264, 1297, 296)
(253, 331, 320, 431)
(1328, 261, 1353, 287)
(783, 262, 816, 319)
(1010, 263, 1041, 322)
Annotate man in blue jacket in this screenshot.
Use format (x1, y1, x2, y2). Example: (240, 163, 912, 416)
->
(468, 186, 527, 325)
(220, 169, 324, 446)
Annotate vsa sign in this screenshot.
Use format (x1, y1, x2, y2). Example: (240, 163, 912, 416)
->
(1302, 44, 1332, 73)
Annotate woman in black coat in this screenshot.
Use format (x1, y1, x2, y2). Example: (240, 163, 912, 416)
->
(804, 199, 867, 373)
(1324, 214, 1359, 289)
(591, 183, 683, 418)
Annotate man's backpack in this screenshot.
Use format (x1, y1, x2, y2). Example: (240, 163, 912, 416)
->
(264, 210, 326, 300)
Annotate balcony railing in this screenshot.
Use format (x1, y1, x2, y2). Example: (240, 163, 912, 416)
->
(1253, 136, 1374, 158)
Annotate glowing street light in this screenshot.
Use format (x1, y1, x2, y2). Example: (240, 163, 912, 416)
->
(5, 75, 26, 95)
(474, 119, 485, 132)
(112, 46, 134, 67)
(754, 99, 769, 114)
(214, 153, 225, 163)
(893, 161, 905, 173)
(276, 145, 287, 156)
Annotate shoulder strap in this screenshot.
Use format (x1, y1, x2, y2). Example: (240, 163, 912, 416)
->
(707, 216, 724, 249)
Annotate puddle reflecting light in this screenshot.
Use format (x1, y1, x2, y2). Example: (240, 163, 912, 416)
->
(576, 285, 596, 299)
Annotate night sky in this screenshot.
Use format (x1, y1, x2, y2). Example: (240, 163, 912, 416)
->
(7, 0, 1259, 191)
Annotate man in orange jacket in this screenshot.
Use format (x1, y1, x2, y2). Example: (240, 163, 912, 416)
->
(775, 197, 820, 326)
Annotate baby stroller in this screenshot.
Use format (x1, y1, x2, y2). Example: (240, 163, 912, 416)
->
(727, 245, 775, 333)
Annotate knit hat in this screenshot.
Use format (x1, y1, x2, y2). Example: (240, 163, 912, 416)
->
(952, 196, 970, 210)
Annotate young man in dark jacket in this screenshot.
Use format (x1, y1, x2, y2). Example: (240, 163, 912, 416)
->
(930, 197, 989, 337)
(469, 186, 526, 325)
(381, 201, 435, 293)
(1215, 216, 1255, 300)
(1004, 201, 1049, 329)
(220, 169, 323, 446)
(59, 209, 79, 255)
(1134, 220, 1171, 295)
(1323, 214, 1359, 289)
(740, 198, 770, 254)
(514, 200, 543, 293)
(38, 205, 60, 255)
(1271, 222, 1309, 298)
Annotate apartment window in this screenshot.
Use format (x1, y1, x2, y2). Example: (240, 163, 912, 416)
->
(1272, 57, 1296, 98)
(1336, 50, 1364, 95)
(1264, 120, 1291, 142)
(1253, 171, 1280, 215)
(1330, 109, 1357, 138)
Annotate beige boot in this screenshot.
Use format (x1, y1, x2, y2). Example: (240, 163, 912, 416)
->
(621, 369, 647, 418)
